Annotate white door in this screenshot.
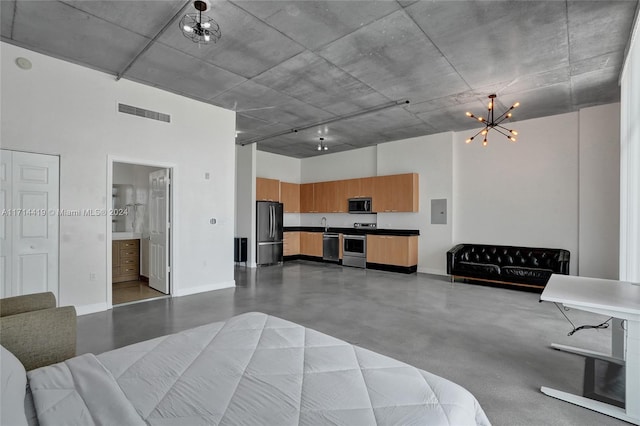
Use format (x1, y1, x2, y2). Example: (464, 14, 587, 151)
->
(149, 169, 169, 294)
(0, 151, 12, 298)
(1, 150, 59, 298)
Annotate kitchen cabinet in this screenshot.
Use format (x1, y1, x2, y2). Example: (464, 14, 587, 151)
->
(366, 235, 418, 267)
(343, 178, 361, 200)
(372, 173, 419, 213)
(315, 180, 344, 213)
(300, 232, 323, 257)
(272, 173, 419, 213)
(308, 177, 376, 213)
(333, 181, 350, 213)
(112, 239, 140, 283)
(283, 232, 300, 256)
(300, 183, 316, 213)
(359, 177, 376, 198)
(343, 177, 374, 199)
(256, 177, 280, 202)
(280, 182, 300, 213)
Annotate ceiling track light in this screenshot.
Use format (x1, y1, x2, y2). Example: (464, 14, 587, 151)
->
(240, 99, 410, 146)
(465, 94, 519, 147)
(180, 0, 221, 44)
(317, 137, 328, 152)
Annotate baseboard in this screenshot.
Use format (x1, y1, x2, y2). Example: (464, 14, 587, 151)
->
(419, 267, 447, 276)
(284, 255, 334, 263)
(75, 302, 109, 316)
(140, 275, 149, 283)
(173, 280, 236, 297)
(366, 263, 417, 274)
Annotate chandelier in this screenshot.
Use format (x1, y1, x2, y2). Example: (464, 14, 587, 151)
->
(465, 94, 519, 147)
(317, 137, 328, 151)
(180, 0, 221, 44)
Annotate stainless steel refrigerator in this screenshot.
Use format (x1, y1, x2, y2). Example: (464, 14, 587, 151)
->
(256, 201, 283, 265)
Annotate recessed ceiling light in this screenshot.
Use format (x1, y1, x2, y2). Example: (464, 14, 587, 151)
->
(15, 57, 32, 70)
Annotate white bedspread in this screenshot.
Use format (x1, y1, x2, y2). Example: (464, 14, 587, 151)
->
(28, 312, 491, 425)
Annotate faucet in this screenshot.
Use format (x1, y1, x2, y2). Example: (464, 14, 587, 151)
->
(321, 216, 327, 232)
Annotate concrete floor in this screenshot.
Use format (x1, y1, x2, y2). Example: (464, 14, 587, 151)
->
(78, 261, 627, 426)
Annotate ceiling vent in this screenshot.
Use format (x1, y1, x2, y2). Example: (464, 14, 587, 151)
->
(118, 103, 170, 123)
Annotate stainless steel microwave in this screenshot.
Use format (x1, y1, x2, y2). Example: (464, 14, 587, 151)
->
(348, 198, 373, 214)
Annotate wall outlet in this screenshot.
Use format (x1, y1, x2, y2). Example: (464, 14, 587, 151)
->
(89, 273, 97, 281)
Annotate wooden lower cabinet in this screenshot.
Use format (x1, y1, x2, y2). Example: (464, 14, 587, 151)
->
(300, 232, 323, 257)
(283, 232, 300, 256)
(366, 235, 418, 267)
(284, 231, 417, 272)
(112, 239, 140, 283)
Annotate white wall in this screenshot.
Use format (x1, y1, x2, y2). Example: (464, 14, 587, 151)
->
(1, 43, 236, 313)
(235, 145, 257, 266)
(256, 151, 301, 183)
(578, 104, 620, 279)
(377, 132, 454, 275)
(453, 112, 580, 274)
(113, 163, 135, 186)
(620, 10, 640, 283)
(301, 146, 377, 182)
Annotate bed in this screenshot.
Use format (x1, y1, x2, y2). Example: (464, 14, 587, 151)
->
(4, 312, 490, 425)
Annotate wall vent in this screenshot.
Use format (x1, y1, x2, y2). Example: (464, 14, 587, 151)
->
(118, 103, 170, 123)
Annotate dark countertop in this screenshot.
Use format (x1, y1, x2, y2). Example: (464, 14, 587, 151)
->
(283, 226, 419, 236)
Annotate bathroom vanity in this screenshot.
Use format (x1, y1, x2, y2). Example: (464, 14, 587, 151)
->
(112, 237, 140, 283)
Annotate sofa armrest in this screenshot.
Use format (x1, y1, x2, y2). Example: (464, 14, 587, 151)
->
(0, 292, 56, 317)
(0, 306, 76, 371)
(447, 244, 466, 275)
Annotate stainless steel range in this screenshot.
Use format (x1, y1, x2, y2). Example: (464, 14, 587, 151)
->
(342, 223, 376, 268)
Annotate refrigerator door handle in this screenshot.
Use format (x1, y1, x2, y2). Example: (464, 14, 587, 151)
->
(270, 205, 274, 238)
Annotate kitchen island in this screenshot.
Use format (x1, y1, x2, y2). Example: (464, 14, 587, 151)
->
(283, 226, 419, 273)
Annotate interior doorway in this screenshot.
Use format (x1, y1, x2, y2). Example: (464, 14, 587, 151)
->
(109, 160, 173, 306)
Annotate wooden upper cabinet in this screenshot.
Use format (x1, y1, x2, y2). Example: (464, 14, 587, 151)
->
(372, 173, 419, 213)
(333, 181, 348, 213)
(263, 173, 418, 213)
(315, 180, 343, 213)
(256, 177, 280, 202)
(343, 178, 361, 200)
(280, 182, 300, 213)
(300, 183, 316, 213)
(359, 177, 376, 198)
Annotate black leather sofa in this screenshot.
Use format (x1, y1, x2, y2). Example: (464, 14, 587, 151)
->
(447, 244, 570, 289)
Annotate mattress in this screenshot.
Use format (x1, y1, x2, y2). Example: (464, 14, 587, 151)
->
(27, 312, 490, 425)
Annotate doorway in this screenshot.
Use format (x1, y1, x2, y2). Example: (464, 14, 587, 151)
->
(108, 159, 173, 307)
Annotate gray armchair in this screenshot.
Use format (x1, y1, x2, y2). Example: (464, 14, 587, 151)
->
(0, 292, 76, 370)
